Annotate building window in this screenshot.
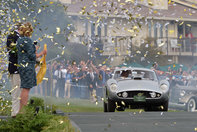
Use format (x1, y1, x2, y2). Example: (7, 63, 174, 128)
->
(154, 23, 158, 38)
(97, 24, 101, 43)
(154, 22, 158, 46)
(148, 21, 152, 37)
(91, 22, 95, 37)
(185, 23, 192, 38)
(97, 25, 101, 37)
(165, 23, 168, 38)
(104, 21, 107, 37)
(85, 20, 88, 36)
(160, 24, 163, 38)
(178, 23, 183, 37)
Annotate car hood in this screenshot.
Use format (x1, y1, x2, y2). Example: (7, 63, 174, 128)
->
(116, 80, 161, 93)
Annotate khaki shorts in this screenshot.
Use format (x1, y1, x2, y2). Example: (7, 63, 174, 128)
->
(10, 74, 21, 116)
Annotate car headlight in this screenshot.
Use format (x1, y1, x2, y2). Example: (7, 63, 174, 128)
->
(160, 84, 168, 93)
(122, 92, 128, 98)
(180, 90, 185, 97)
(149, 92, 156, 98)
(110, 83, 117, 92)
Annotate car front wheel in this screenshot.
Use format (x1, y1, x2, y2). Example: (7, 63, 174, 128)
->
(186, 98, 196, 112)
(145, 101, 168, 112)
(107, 98, 116, 112)
(103, 101, 108, 112)
(159, 100, 169, 111)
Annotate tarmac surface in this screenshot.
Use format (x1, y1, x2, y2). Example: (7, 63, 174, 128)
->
(68, 112, 197, 132)
(1, 111, 197, 132)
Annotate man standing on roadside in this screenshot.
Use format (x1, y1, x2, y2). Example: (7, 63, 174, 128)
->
(6, 23, 22, 117)
(87, 67, 97, 101)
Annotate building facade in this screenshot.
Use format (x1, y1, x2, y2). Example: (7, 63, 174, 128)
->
(57, 0, 197, 66)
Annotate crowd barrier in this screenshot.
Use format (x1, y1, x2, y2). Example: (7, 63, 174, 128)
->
(30, 80, 104, 100)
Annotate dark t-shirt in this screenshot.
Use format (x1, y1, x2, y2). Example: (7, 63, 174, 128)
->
(78, 70, 84, 84)
(6, 31, 20, 74)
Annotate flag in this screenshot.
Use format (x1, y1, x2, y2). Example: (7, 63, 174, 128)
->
(36, 44, 47, 85)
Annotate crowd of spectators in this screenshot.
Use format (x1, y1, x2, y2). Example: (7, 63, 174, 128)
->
(27, 61, 197, 101)
(153, 63, 197, 89)
(32, 60, 113, 101)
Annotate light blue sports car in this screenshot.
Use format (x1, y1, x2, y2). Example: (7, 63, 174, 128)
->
(103, 67, 170, 112)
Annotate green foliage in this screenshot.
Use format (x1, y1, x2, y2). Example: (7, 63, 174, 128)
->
(5, 0, 74, 40)
(0, 80, 11, 116)
(29, 97, 45, 111)
(0, 106, 52, 132)
(42, 115, 76, 132)
(28, 97, 57, 114)
(1, 0, 75, 61)
(0, 97, 77, 132)
(0, 99, 11, 116)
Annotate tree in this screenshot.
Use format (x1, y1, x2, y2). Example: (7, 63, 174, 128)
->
(126, 43, 169, 67)
(1, 0, 76, 60)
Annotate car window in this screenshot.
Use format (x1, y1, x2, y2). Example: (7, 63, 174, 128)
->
(187, 80, 197, 87)
(114, 70, 131, 79)
(132, 70, 156, 80)
(114, 71, 121, 79)
(114, 69, 156, 80)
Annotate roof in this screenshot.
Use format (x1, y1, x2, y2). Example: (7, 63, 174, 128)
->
(173, 0, 197, 9)
(65, 0, 197, 21)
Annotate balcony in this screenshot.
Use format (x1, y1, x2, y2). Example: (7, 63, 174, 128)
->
(67, 35, 197, 57)
(156, 37, 197, 56)
(67, 35, 132, 56)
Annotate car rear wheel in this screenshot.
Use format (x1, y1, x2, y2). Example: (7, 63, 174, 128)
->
(186, 98, 196, 112)
(103, 101, 108, 112)
(107, 98, 116, 112)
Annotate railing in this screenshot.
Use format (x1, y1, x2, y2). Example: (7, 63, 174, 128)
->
(156, 37, 197, 56)
(30, 80, 104, 100)
(67, 35, 132, 56)
(67, 35, 197, 56)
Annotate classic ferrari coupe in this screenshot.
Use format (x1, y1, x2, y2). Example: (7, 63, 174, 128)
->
(103, 67, 170, 112)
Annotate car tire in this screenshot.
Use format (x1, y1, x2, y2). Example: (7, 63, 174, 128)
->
(144, 105, 153, 111)
(160, 100, 168, 111)
(116, 106, 125, 111)
(145, 102, 168, 112)
(186, 98, 196, 112)
(145, 106, 160, 111)
(107, 98, 116, 112)
(103, 101, 108, 112)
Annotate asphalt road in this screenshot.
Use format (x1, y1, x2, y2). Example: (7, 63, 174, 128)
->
(68, 112, 197, 132)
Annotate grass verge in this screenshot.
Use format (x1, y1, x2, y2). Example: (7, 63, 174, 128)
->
(0, 97, 78, 132)
(30, 95, 179, 113)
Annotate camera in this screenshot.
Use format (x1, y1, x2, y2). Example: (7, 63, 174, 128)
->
(34, 41, 38, 45)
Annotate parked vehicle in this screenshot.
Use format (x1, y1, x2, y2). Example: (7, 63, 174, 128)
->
(103, 67, 170, 112)
(169, 79, 197, 112)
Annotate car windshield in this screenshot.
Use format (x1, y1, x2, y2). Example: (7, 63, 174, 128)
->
(187, 80, 197, 87)
(114, 69, 156, 80)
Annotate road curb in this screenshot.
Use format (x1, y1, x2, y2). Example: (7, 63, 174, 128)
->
(56, 110, 82, 132)
(70, 119, 82, 132)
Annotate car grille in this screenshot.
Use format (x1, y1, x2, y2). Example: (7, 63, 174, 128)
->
(117, 91, 161, 98)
